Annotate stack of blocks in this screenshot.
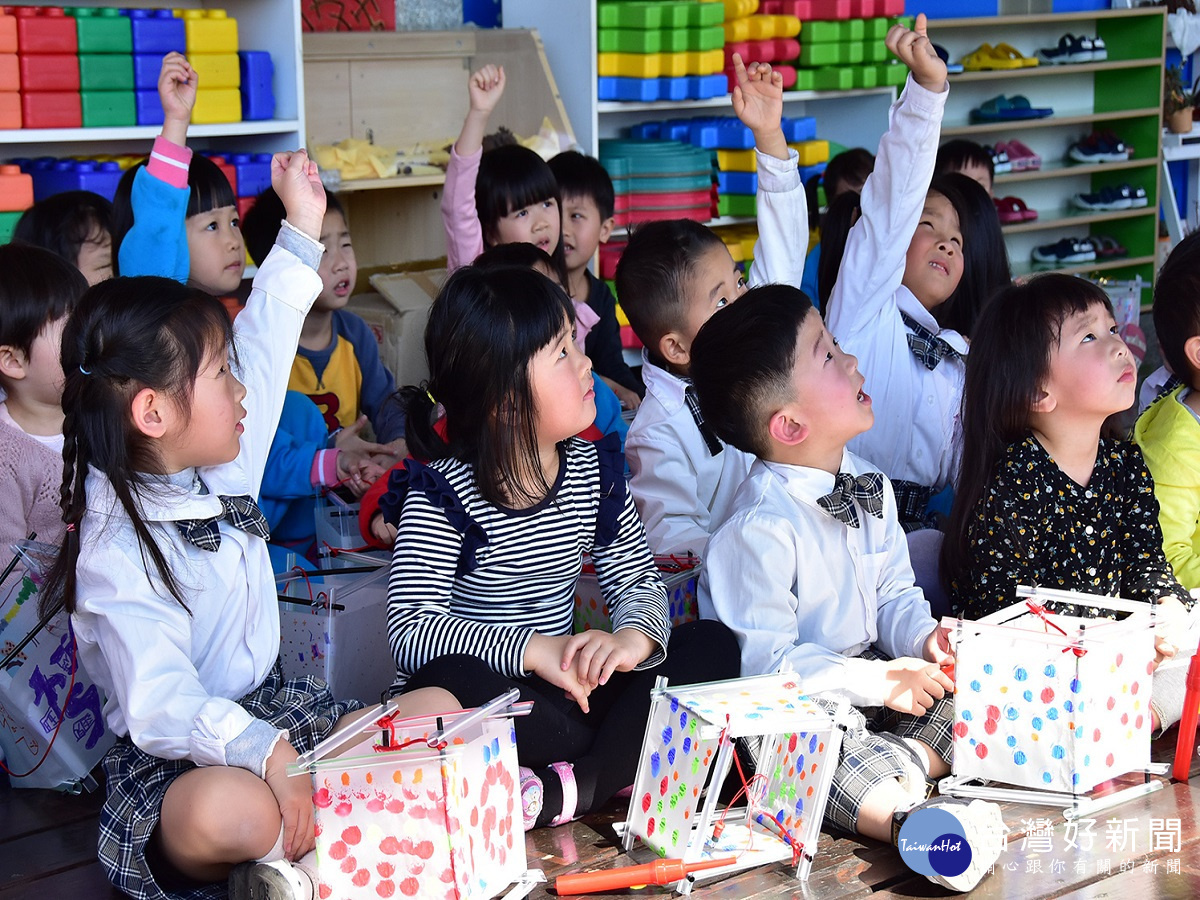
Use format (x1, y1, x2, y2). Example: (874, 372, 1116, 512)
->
(596, 1, 728, 102)
(13, 155, 123, 201)
(599, 137, 715, 227)
(721, 0, 801, 90)
(0, 163, 34, 242)
(71, 7, 134, 127)
(9, 6, 81, 128)
(0, 9, 19, 127)
(129, 9, 186, 125)
(177, 9, 241, 125)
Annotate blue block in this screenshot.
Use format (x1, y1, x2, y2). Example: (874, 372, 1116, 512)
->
(228, 152, 273, 198)
(135, 89, 164, 126)
(598, 74, 727, 103)
(126, 9, 186, 55)
(238, 51, 274, 121)
(717, 171, 758, 194)
(781, 116, 817, 143)
(907, 0, 996, 17)
(132, 53, 162, 90)
(18, 157, 123, 202)
(798, 162, 828, 184)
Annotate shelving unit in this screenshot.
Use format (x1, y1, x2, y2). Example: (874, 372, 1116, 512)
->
(0, 1, 305, 159)
(932, 7, 1165, 289)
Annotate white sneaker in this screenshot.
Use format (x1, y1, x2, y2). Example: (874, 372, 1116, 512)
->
(228, 859, 315, 900)
(914, 797, 1007, 893)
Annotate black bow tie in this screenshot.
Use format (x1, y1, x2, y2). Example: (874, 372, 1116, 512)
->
(817, 472, 886, 529)
(902, 312, 961, 371)
(176, 493, 271, 551)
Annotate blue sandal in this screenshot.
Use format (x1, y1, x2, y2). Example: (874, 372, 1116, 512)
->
(971, 95, 1053, 123)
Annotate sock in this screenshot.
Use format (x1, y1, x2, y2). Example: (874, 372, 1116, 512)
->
(256, 824, 286, 863)
(901, 738, 932, 775)
(1151, 661, 1189, 734)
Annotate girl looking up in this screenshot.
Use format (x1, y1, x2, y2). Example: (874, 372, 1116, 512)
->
(942, 274, 1192, 735)
(42, 153, 451, 900)
(380, 264, 738, 831)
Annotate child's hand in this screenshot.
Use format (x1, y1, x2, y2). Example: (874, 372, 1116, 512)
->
(561, 628, 654, 690)
(370, 511, 397, 547)
(885, 14, 947, 94)
(883, 657, 954, 716)
(263, 740, 315, 861)
(524, 633, 593, 712)
(921, 624, 954, 665)
(730, 53, 789, 161)
(468, 64, 506, 116)
(158, 52, 197, 147)
(607, 380, 642, 412)
(272, 150, 326, 241)
(381, 437, 408, 464)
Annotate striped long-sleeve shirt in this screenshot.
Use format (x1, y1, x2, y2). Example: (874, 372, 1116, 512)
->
(386, 437, 671, 691)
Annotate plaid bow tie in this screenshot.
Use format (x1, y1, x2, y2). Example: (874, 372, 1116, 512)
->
(902, 312, 961, 371)
(176, 494, 271, 552)
(816, 472, 886, 529)
(684, 383, 723, 456)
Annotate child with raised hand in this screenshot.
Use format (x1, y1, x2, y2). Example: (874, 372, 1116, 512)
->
(0, 245, 88, 583)
(13, 190, 115, 286)
(823, 16, 961, 531)
(690, 285, 1004, 893)
(379, 264, 738, 831)
(1136, 232, 1200, 590)
(942, 274, 1192, 735)
(41, 152, 454, 900)
(619, 53, 807, 556)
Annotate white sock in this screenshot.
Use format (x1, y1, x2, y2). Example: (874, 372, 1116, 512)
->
(1151, 662, 1189, 734)
(256, 823, 287, 863)
(902, 738, 932, 774)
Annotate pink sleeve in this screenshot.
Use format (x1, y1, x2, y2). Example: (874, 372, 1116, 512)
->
(147, 135, 193, 190)
(310, 449, 340, 488)
(441, 146, 485, 272)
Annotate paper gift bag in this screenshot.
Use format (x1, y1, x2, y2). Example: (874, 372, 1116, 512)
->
(946, 586, 1156, 795)
(574, 557, 700, 632)
(292, 691, 532, 900)
(0, 541, 115, 791)
(278, 564, 394, 704)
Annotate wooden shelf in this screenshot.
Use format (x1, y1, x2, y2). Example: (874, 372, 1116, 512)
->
(995, 157, 1158, 185)
(612, 214, 756, 239)
(0, 119, 303, 145)
(1012, 254, 1156, 279)
(1001, 206, 1155, 235)
(949, 57, 1162, 83)
(334, 173, 446, 193)
(597, 86, 894, 114)
(932, 8, 1166, 28)
(942, 107, 1162, 137)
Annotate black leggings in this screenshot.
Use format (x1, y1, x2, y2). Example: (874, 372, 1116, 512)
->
(401, 620, 740, 818)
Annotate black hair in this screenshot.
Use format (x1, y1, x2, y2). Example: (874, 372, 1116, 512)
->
(473, 241, 557, 279)
(816, 189, 861, 315)
(691, 284, 815, 459)
(941, 275, 1113, 593)
(400, 264, 574, 507)
(807, 147, 874, 221)
(110, 155, 238, 274)
(39, 276, 237, 616)
(241, 187, 346, 268)
(548, 150, 616, 220)
(476, 144, 569, 286)
(929, 172, 1010, 337)
(1153, 230, 1200, 385)
(934, 139, 994, 185)
(12, 191, 114, 274)
(0, 243, 88, 362)
(615, 219, 726, 363)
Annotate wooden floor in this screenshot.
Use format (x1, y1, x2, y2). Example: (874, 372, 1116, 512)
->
(6, 738, 1200, 899)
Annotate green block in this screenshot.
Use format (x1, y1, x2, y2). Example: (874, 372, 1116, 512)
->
(852, 65, 878, 89)
(864, 17, 889, 41)
(79, 54, 134, 91)
(863, 42, 889, 64)
(890, 15, 915, 30)
(879, 62, 907, 86)
(81, 91, 136, 127)
(694, 25, 726, 50)
(845, 19, 865, 41)
(813, 67, 854, 90)
(799, 42, 842, 67)
(791, 68, 816, 91)
(717, 193, 756, 217)
(67, 7, 132, 54)
(597, 2, 723, 30)
(804, 21, 844, 43)
(845, 43, 864, 64)
(597, 24, 724, 53)
(0, 210, 21, 245)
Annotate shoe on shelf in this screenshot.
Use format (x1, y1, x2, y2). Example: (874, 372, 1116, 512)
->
(962, 42, 1037, 71)
(933, 43, 963, 74)
(986, 144, 1013, 174)
(1090, 234, 1128, 258)
(1032, 237, 1097, 264)
(903, 797, 1007, 893)
(1088, 36, 1108, 62)
(997, 139, 1041, 171)
(1038, 34, 1094, 65)
(994, 196, 1037, 224)
(1068, 131, 1131, 163)
(1071, 184, 1147, 211)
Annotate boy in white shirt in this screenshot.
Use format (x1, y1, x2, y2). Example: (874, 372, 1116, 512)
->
(692, 280, 1005, 892)
(619, 54, 806, 556)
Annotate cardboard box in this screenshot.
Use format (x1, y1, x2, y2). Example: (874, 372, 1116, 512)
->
(360, 268, 445, 391)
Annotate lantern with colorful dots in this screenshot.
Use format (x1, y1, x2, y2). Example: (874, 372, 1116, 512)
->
(621, 672, 852, 887)
(291, 691, 533, 900)
(943, 586, 1155, 800)
(574, 556, 700, 632)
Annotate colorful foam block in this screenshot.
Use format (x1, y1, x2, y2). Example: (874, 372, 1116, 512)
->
(190, 52, 240, 89)
(0, 163, 34, 211)
(723, 0, 759, 18)
(597, 49, 725, 79)
(0, 209, 21, 242)
(724, 14, 800, 42)
(597, 73, 727, 102)
(81, 90, 135, 127)
(13, 6, 77, 55)
(597, 25, 726, 54)
(725, 38, 799, 65)
(236, 194, 254, 220)
(18, 52, 79, 92)
(204, 155, 238, 195)
(0, 52, 16, 91)
(79, 53, 133, 91)
(229, 152, 272, 197)
(794, 139, 830, 166)
(68, 7, 132, 54)
(20, 90, 80, 127)
(718, 192, 757, 217)
(718, 170, 757, 194)
(127, 9, 185, 55)
(798, 161, 828, 184)
(176, 9, 239, 55)
(596, 1, 726, 30)
(238, 50, 274, 121)
(132, 53, 161, 91)
(135, 88, 163, 125)
(725, 62, 796, 92)
(0, 89, 18, 127)
(192, 88, 241, 124)
(23, 157, 122, 201)
(0, 10, 15, 54)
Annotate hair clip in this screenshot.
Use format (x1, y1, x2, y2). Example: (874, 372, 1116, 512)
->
(425, 388, 437, 406)
(78, 364, 91, 376)
(66, 523, 76, 532)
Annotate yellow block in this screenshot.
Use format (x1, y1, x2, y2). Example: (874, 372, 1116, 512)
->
(191, 87, 242, 125)
(597, 49, 725, 79)
(615, 303, 629, 327)
(175, 8, 239, 56)
(189, 53, 241, 90)
(793, 140, 830, 167)
(724, 14, 800, 41)
(770, 14, 801, 38)
(723, 0, 758, 17)
(717, 148, 758, 172)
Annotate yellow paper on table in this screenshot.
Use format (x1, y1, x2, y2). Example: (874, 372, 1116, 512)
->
(312, 138, 398, 181)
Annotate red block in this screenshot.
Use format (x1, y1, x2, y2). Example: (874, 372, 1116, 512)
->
(725, 38, 800, 66)
(599, 240, 625, 280)
(13, 6, 77, 55)
(20, 90, 80, 128)
(849, 0, 878, 16)
(760, 0, 850, 16)
(725, 62, 797, 92)
(204, 154, 238, 197)
(237, 195, 255, 220)
(879, 0, 904, 13)
(0, 90, 18, 128)
(0, 10, 16, 54)
(18, 52, 78, 92)
(0, 163, 34, 211)
(0, 52, 16, 91)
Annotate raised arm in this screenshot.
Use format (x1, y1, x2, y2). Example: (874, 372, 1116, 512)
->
(442, 65, 506, 271)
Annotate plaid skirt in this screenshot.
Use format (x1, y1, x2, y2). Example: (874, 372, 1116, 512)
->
(97, 661, 364, 900)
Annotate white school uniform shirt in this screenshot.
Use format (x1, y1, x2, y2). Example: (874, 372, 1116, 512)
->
(699, 449, 937, 708)
(70, 227, 323, 777)
(824, 76, 963, 493)
(627, 148, 808, 556)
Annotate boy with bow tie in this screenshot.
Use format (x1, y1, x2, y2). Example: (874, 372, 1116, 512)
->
(691, 283, 1004, 893)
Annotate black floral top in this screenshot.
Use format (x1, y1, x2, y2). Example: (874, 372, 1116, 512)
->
(949, 435, 1188, 618)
